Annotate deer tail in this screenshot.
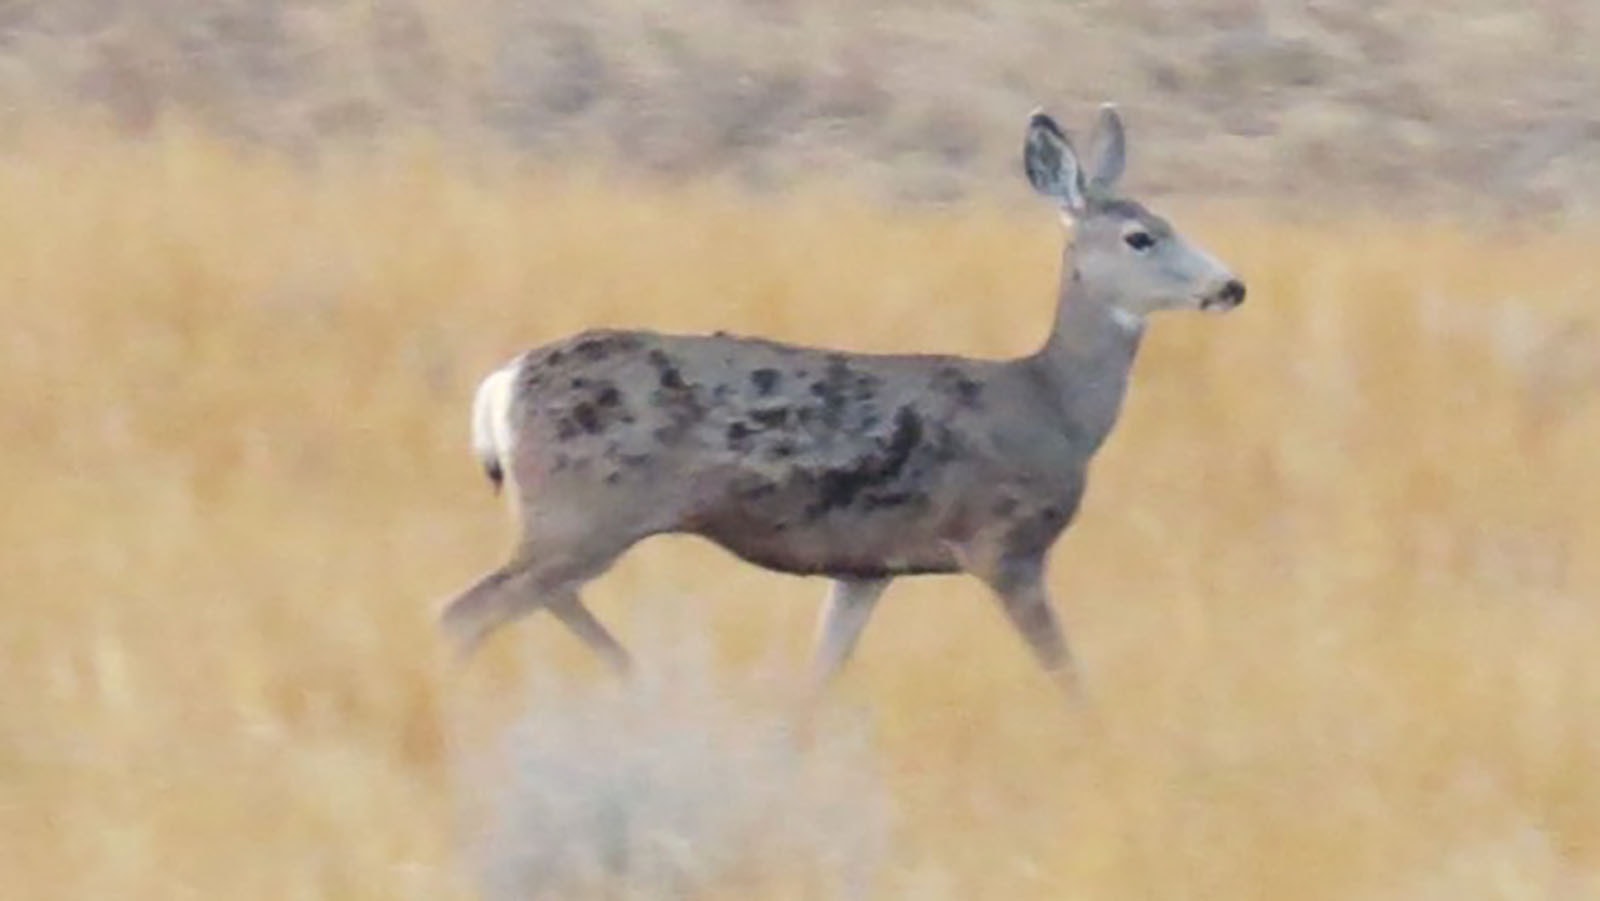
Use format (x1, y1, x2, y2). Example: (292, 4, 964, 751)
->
(470, 359, 521, 495)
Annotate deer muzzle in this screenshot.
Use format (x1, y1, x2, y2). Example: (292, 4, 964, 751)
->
(1199, 278, 1246, 313)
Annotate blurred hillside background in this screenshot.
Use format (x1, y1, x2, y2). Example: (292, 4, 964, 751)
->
(3, 0, 1600, 212)
(5, 2, 1600, 900)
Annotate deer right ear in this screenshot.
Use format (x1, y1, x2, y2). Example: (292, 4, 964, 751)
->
(1024, 110, 1087, 215)
(1086, 103, 1126, 193)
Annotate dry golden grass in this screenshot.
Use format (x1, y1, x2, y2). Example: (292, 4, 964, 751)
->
(8, 0, 1600, 212)
(4, 120, 1600, 899)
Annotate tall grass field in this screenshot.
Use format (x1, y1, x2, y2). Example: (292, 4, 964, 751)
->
(4, 121, 1599, 899)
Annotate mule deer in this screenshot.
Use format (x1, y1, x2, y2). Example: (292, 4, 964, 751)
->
(442, 105, 1245, 691)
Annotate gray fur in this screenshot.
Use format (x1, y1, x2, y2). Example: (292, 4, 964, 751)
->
(441, 104, 1246, 694)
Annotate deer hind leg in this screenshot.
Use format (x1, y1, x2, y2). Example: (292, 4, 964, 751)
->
(439, 529, 641, 665)
(546, 590, 631, 674)
(809, 577, 890, 687)
(439, 559, 541, 661)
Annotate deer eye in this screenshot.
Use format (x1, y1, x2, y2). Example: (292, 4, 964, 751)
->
(1124, 230, 1155, 251)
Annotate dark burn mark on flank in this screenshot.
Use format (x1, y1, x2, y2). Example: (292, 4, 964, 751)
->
(647, 348, 687, 390)
(653, 390, 704, 437)
(617, 451, 653, 468)
(519, 344, 581, 394)
(572, 338, 610, 361)
(807, 405, 923, 517)
(809, 355, 881, 417)
(595, 383, 634, 424)
(934, 366, 984, 408)
(553, 380, 635, 441)
(750, 368, 781, 395)
(750, 407, 789, 429)
(861, 490, 920, 511)
(571, 403, 600, 434)
(727, 405, 793, 450)
(594, 385, 622, 408)
(737, 478, 778, 500)
(571, 332, 644, 362)
(927, 422, 963, 463)
(522, 352, 566, 388)
(646, 347, 706, 441)
(520, 365, 547, 390)
(521, 336, 646, 394)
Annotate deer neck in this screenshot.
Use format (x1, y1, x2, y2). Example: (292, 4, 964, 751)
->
(1028, 258, 1145, 453)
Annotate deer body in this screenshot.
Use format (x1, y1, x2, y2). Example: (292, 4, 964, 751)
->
(443, 105, 1244, 691)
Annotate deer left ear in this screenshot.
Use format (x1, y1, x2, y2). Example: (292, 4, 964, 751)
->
(1086, 103, 1126, 194)
(1023, 110, 1087, 216)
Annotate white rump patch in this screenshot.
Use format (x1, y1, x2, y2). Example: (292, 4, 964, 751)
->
(472, 357, 523, 494)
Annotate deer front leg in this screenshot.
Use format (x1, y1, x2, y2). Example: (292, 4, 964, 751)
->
(969, 554, 1079, 695)
(809, 577, 890, 687)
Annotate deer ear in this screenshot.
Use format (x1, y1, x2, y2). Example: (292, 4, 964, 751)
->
(1087, 103, 1126, 193)
(1024, 110, 1086, 215)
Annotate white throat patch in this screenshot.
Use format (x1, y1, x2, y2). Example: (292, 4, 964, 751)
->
(1108, 306, 1145, 332)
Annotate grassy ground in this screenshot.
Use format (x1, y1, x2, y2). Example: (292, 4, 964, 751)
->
(4, 121, 1600, 899)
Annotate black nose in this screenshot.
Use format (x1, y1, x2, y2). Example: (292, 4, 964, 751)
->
(1219, 278, 1246, 306)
